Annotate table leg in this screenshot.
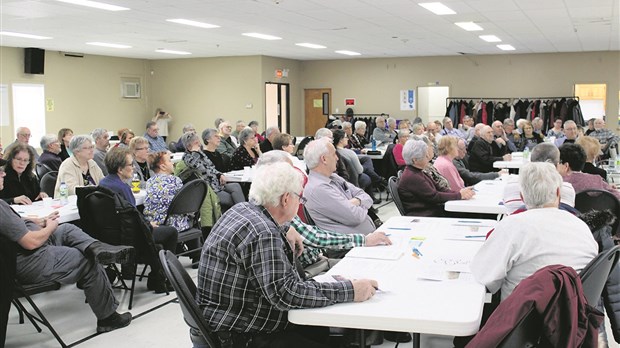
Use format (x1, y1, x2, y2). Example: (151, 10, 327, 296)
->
(412, 333, 420, 348)
(358, 329, 366, 347)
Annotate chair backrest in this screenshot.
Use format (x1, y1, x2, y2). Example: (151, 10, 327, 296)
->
(579, 245, 620, 306)
(338, 154, 359, 187)
(497, 307, 542, 348)
(383, 143, 399, 179)
(387, 176, 405, 215)
(575, 189, 620, 234)
(295, 136, 314, 159)
(164, 179, 208, 229)
(168, 142, 178, 152)
(301, 205, 316, 225)
(35, 163, 53, 179)
(159, 250, 220, 348)
(39, 171, 58, 197)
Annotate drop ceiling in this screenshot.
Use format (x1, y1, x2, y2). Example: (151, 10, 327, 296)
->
(1, 0, 618, 60)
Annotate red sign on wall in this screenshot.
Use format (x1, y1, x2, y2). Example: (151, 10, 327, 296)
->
(345, 98, 355, 106)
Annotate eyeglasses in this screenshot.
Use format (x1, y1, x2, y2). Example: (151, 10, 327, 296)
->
(18, 133, 32, 138)
(81, 145, 95, 150)
(13, 158, 30, 164)
(293, 192, 307, 205)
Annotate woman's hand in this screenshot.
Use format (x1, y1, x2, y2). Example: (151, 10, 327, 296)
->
(13, 195, 32, 205)
(36, 192, 49, 200)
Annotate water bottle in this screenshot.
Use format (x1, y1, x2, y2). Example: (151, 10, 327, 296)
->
(523, 147, 530, 162)
(59, 181, 68, 205)
(371, 137, 376, 151)
(131, 173, 141, 193)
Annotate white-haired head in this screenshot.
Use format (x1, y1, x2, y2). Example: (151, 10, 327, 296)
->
(303, 137, 331, 170)
(402, 139, 427, 166)
(249, 162, 303, 208)
(519, 162, 562, 209)
(314, 128, 333, 140)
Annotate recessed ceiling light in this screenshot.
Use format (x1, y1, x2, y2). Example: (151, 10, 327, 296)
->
(479, 35, 501, 42)
(87, 42, 131, 48)
(497, 44, 515, 51)
(295, 43, 326, 49)
(335, 50, 361, 56)
(418, 2, 456, 15)
(155, 49, 192, 55)
(242, 33, 282, 40)
(56, 0, 129, 11)
(455, 22, 483, 31)
(166, 19, 220, 29)
(0, 31, 52, 40)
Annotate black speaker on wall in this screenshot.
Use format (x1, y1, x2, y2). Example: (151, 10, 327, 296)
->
(24, 48, 45, 74)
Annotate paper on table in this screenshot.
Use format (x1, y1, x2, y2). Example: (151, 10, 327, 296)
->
(345, 234, 406, 260)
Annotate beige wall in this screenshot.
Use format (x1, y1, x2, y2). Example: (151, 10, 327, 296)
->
(300, 51, 620, 129)
(259, 56, 302, 135)
(0, 46, 151, 147)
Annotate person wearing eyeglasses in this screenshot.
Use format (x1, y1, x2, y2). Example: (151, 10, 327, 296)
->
(0, 144, 47, 205)
(38, 134, 63, 172)
(4, 127, 40, 162)
(54, 135, 104, 198)
(129, 136, 154, 188)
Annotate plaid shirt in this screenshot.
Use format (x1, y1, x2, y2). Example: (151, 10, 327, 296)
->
(291, 216, 365, 267)
(196, 202, 354, 333)
(590, 129, 619, 148)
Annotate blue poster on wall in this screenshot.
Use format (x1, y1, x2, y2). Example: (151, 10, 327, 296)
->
(400, 89, 415, 110)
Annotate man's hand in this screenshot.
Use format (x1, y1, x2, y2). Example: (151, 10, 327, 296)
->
(349, 198, 361, 206)
(460, 187, 475, 200)
(365, 232, 392, 246)
(502, 154, 512, 161)
(286, 227, 304, 257)
(13, 195, 32, 205)
(495, 137, 506, 146)
(44, 217, 59, 231)
(499, 169, 509, 176)
(352, 279, 379, 302)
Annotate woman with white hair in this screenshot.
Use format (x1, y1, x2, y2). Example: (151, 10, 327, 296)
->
(397, 139, 474, 216)
(230, 127, 262, 170)
(54, 134, 104, 197)
(349, 121, 369, 152)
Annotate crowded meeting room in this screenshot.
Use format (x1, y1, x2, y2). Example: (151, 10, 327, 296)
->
(1, 0, 620, 347)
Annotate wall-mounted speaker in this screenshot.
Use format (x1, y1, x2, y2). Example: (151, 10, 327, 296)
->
(25, 48, 45, 74)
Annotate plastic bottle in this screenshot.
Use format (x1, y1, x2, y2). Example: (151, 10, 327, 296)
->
(131, 173, 141, 193)
(371, 137, 377, 151)
(523, 147, 530, 162)
(59, 181, 68, 205)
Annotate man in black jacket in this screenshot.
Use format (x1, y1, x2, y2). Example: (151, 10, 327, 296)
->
(454, 138, 504, 185)
(468, 126, 511, 173)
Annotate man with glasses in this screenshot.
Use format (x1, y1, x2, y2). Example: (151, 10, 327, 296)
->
(555, 120, 579, 147)
(144, 121, 167, 152)
(5, 127, 39, 161)
(38, 134, 63, 172)
(91, 128, 111, 176)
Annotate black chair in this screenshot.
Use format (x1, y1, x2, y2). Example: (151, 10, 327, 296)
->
(39, 171, 58, 198)
(579, 245, 620, 306)
(159, 250, 220, 348)
(35, 163, 53, 180)
(168, 141, 178, 152)
(575, 189, 620, 234)
(497, 307, 542, 348)
(164, 179, 208, 261)
(295, 136, 313, 160)
(382, 143, 400, 180)
(301, 205, 316, 225)
(387, 176, 405, 215)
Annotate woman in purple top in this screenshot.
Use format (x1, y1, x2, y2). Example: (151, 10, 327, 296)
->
(558, 143, 620, 199)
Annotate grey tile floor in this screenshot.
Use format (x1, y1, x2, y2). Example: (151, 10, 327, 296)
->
(5, 199, 618, 347)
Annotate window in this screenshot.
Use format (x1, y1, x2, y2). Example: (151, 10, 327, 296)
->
(12, 83, 46, 148)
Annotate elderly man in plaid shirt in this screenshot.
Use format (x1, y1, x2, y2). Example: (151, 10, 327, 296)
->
(589, 118, 619, 157)
(194, 161, 378, 348)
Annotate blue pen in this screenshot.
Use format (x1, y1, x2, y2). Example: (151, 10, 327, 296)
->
(412, 247, 423, 257)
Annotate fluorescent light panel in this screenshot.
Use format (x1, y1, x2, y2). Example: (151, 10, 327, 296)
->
(0, 31, 52, 40)
(242, 33, 282, 40)
(166, 19, 220, 29)
(335, 50, 361, 56)
(479, 35, 501, 42)
(295, 43, 326, 49)
(455, 22, 483, 31)
(418, 2, 456, 15)
(497, 44, 515, 51)
(87, 42, 131, 48)
(155, 49, 191, 55)
(56, 0, 129, 11)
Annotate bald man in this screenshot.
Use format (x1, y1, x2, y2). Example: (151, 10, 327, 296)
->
(5, 127, 39, 161)
(468, 126, 511, 173)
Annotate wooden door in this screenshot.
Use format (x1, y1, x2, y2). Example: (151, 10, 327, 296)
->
(304, 88, 331, 137)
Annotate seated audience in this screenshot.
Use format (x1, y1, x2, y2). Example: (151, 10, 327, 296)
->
(503, 118, 520, 146)
(462, 116, 475, 142)
(411, 122, 425, 136)
(216, 121, 237, 160)
(425, 121, 442, 147)
(471, 162, 598, 300)
(231, 120, 245, 138)
(230, 127, 261, 170)
(372, 116, 396, 144)
(248, 120, 265, 142)
(517, 121, 544, 151)
(576, 136, 607, 180)
(0, 144, 47, 204)
(91, 128, 110, 176)
(304, 138, 377, 235)
(590, 118, 619, 156)
(194, 161, 378, 347)
(469, 126, 511, 173)
(439, 117, 465, 138)
(532, 117, 545, 136)
(144, 121, 167, 152)
(393, 129, 410, 167)
(554, 120, 578, 147)
(115, 128, 135, 148)
(5, 127, 39, 162)
(0, 167, 132, 332)
(467, 123, 485, 151)
(202, 128, 229, 172)
(492, 120, 517, 153)
(38, 134, 63, 172)
(315, 128, 350, 183)
(129, 136, 153, 188)
(259, 126, 280, 153)
(342, 121, 353, 148)
(547, 119, 564, 138)
(99, 147, 178, 292)
(55, 135, 104, 197)
(502, 143, 577, 214)
(182, 132, 245, 208)
(174, 124, 196, 152)
(58, 128, 74, 161)
(558, 143, 620, 199)
(272, 133, 295, 154)
(434, 136, 465, 191)
(398, 139, 474, 216)
(412, 135, 451, 191)
(349, 121, 369, 152)
(453, 138, 500, 186)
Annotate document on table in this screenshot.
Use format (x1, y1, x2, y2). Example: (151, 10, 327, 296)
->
(346, 234, 406, 260)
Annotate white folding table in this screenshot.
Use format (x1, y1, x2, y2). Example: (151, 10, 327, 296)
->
(444, 179, 510, 215)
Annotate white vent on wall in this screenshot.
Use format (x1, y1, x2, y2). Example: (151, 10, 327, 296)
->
(122, 82, 140, 98)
